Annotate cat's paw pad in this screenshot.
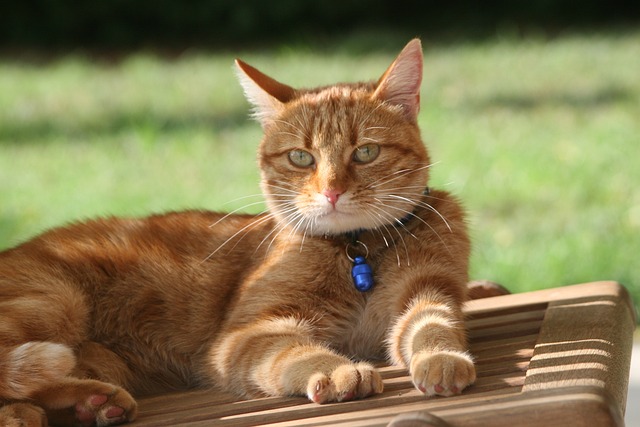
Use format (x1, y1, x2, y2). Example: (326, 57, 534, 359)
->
(410, 350, 475, 397)
(307, 363, 383, 404)
(74, 389, 136, 427)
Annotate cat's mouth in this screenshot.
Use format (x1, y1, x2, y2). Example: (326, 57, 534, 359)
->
(319, 209, 355, 221)
(308, 207, 374, 235)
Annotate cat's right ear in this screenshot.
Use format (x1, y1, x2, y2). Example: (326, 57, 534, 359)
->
(373, 39, 423, 122)
(235, 59, 296, 127)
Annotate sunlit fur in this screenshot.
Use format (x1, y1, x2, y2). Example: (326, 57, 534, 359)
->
(0, 39, 475, 427)
(259, 86, 430, 237)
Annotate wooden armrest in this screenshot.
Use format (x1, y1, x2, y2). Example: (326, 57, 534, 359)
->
(131, 281, 635, 426)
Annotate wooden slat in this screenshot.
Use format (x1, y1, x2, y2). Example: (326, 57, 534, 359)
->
(522, 284, 636, 414)
(130, 281, 634, 427)
(256, 388, 524, 427)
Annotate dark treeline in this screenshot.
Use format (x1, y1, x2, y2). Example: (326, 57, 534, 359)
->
(1, 0, 639, 49)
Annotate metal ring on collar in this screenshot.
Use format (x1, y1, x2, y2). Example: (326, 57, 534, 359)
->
(345, 240, 369, 262)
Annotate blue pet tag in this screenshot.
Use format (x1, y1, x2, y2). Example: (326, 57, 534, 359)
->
(346, 240, 374, 292)
(351, 256, 374, 292)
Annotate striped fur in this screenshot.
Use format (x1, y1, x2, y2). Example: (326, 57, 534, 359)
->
(0, 39, 474, 426)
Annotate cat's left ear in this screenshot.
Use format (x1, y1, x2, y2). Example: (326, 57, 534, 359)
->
(373, 38, 423, 122)
(235, 59, 296, 127)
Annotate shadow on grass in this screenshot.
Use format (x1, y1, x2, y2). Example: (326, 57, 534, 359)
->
(0, 109, 250, 144)
(470, 85, 635, 111)
(3, 85, 634, 144)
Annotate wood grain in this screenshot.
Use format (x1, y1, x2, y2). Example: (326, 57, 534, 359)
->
(129, 282, 635, 426)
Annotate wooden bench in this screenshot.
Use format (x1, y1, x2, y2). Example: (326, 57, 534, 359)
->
(129, 281, 635, 426)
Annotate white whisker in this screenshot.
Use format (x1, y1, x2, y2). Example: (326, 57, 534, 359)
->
(201, 212, 274, 263)
(263, 182, 299, 194)
(221, 193, 264, 206)
(365, 202, 410, 266)
(254, 205, 303, 254)
(375, 185, 429, 193)
(363, 210, 391, 249)
(357, 104, 386, 135)
(264, 211, 305, 255)
(209, 201, 268, 229)
(368, 211, 401, 266)
(299, 220, 311, 253)
(368, 163, 436, 189)
(366, 168, 413, 188)
(288, 213, 307, 239)
(373, 199, 451, 253)
(378, 194, 453, 233)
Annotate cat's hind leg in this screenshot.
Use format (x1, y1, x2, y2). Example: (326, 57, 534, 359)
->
(0, 289, 85, 424)
(34, 377, 137, 427)
(36, 341, 139, 426)
(0, 289, 88, 400)
(0, 341, 137, 426)
(0, 293, 137, 425)
(0, 341, 76, 400)
(0, 402, 47, 427)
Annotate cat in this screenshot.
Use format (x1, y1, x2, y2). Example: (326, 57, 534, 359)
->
(0, 39, 475, 427)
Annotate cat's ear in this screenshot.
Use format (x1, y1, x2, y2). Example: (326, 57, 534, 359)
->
(373, 38, 423, 122)
(235, 59, 296, 127)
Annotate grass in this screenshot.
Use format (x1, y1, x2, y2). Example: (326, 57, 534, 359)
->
(1, 30, 639, 315)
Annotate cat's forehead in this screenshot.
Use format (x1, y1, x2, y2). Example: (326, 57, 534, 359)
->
(290, 83, 384, 122)
(299, 84, 371, 102)
(286, 86, 371, 146)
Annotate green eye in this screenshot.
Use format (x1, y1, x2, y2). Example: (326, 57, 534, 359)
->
(288, 149, 315, 167)
(353, 144, 380, 164)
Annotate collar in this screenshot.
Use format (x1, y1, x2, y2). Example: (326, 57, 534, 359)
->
(343, 186, 430, 292)
(343, 186, 430, 245)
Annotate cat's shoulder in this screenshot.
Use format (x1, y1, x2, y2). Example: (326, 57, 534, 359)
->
(414, 187, 468, 235)
(424, 188, 466, 215)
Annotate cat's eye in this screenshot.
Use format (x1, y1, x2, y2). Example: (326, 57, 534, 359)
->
(353, 144, 380, 164)
(288, 149, 315, 168)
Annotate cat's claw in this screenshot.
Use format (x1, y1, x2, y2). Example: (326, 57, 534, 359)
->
(410, 350, 475, 397)
(307, 363, 383, 404)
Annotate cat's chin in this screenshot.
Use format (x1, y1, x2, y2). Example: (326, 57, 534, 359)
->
(307, 211, 379, 236)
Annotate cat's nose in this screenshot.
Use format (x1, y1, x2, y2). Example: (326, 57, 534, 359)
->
(322, 189, 343, 208)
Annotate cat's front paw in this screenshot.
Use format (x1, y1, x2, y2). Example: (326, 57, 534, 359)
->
(306, 362, 383, 404)
(410, 350, 475, 397)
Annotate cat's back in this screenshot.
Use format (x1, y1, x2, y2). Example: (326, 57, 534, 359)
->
(0, 210, 274, 369)
(0, 210, 271, 302)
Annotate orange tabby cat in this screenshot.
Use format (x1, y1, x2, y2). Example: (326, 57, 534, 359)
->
(0, 39, 475, 426)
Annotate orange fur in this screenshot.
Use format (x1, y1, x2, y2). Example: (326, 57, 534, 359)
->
(0, 39, 474, 426)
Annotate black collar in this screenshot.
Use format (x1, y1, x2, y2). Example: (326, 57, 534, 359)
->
(343, 186, 430, 245)
(343, 186, 430, 292)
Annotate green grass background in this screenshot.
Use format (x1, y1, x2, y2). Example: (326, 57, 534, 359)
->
(1, 30, 638, 315)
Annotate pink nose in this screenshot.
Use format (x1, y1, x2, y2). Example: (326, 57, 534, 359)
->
(322, 189, 342, 208)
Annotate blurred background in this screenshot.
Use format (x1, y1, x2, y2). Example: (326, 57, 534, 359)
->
(0, 0, 639, 423)
(3, 0, 639, 294)
(0, 0, 638, 49)
(2, 3, 639, 296)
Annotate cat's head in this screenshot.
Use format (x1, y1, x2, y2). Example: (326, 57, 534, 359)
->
(236, 39, 431, 236)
